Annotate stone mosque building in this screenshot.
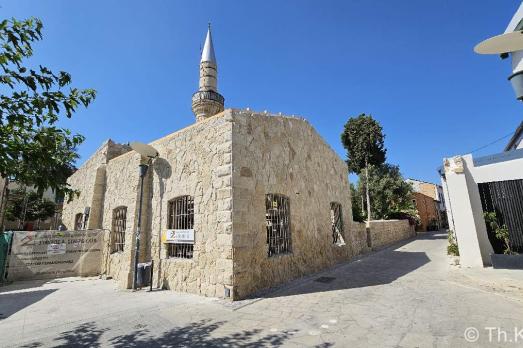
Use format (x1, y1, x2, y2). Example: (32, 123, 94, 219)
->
(62, 27, 412, 300)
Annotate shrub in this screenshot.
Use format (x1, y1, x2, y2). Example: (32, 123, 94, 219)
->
(447, 230, 459, 256)
(387, 209, 420, 226)
(484, 212, 514, 255)
(447, 243, 459, 256)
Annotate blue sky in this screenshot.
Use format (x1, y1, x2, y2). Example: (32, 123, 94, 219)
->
(3, 1, 522, 184)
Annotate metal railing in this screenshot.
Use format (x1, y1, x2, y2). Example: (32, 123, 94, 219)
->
(167, 196, 194, 259)
(265, 194, 291, 257)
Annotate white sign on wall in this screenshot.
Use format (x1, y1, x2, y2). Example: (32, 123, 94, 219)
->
(163, 229, 194, 244)
(47, 243, 66, 255)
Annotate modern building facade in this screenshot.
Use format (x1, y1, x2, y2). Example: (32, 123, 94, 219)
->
(441, 4, 523, 268)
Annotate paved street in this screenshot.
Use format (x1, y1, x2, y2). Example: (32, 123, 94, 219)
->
(1, 231, 523, 347)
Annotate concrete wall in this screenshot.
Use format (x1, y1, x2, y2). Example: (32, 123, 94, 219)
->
(442, 149, 523, 267)
(230, 110, 355, 299)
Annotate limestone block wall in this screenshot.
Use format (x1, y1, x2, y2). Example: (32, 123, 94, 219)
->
(148, 111, 234, 298)
(62, 140, 130, 230)
(351, 222, 370, 256)
(230, 110, 354, 299)
(368, 219, 415, 249)
(100, 152, 143, 289)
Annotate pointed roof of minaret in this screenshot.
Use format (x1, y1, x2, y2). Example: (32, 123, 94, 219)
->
(201, 24, 216, 63)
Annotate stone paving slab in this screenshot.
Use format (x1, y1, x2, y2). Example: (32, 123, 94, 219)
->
(1, 231, 523, 347)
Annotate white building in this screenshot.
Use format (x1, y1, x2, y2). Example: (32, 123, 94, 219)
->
(442, 3, 523, 268)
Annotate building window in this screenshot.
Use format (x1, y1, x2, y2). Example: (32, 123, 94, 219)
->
(167, 196, 194, 259)
(111, 206, 127, 253)
(74, 213, 83, 230)
(330, 202, 345, 245)
(265, 194, 291, 257)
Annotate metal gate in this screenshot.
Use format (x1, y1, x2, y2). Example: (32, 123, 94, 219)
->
(478, 179, 523, 253)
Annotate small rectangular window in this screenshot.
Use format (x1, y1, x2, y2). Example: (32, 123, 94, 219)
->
(111, 207, 127, 253)
(167, 196, 194, 259)
(265, 194, 291, 257)
(74, 213, 83, 230)
(330, 202, 345, 246)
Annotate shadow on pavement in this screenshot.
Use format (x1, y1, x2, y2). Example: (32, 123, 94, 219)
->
(21, 319, 332, 348)
(261, 249, 431, 299)
(0, 288, 56, 320)
(415, 231, 448, 240)
(245, 232, 437, 300)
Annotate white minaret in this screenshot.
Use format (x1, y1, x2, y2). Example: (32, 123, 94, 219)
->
(192, 24, 225, 122)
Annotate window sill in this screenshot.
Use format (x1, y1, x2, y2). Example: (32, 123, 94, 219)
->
(267, 252, 292, 259)
(165, 257, 194, 262)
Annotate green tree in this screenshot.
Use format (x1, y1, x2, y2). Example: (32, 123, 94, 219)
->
(0, 17, 95, 228)
(350, 183, 365, 222)
(5, 188, 56, 229)
(341, 114, 386, 224)
(358, 164, 415, 220)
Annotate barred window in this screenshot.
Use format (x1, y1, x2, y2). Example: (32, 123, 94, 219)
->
(111, 206, 127, 253)
(167, 196, 194, 259)
(265, 194, 291, 257)
(74, 213, 83, 230)
(330, 202, 345, 246)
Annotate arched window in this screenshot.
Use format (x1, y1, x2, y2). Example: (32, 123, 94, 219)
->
(330, 202, 345, 245)
(265, 194, 291, 257)
(167, 196, 194, 259)
(111, 206, 127, 253)
(74, 213, 83, 230)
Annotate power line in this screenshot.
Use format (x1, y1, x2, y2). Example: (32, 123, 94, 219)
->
(469, 130, 515, 154)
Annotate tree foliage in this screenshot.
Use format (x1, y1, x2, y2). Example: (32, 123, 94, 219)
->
(341, 114, 386, 174)
(5, 188, 56, 224)
(0, 17, 96, 198)
(350, 183, 365, 222)
(354, 163, 415, 220)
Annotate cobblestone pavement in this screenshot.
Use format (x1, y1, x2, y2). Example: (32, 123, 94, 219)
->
(1, 231, 523, 347)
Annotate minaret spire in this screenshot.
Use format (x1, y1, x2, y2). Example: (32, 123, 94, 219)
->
(192, 24, 224, 122)
(201, 24, 216, 63)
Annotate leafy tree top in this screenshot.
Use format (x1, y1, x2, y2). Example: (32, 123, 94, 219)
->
(355, 163, 415, 220)
(341, 114, 386, 174)
(0, 17, 96, 198)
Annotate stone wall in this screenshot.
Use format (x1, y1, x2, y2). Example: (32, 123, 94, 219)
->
(62, 140, 130, 230)
(61, 109, 417, 300)
(148, 112, 234, 297)
(368, 219, 415, 249)
(100, 152, 142, 289)
(351, 222, 370, 256)
(230, 110, 354, 299)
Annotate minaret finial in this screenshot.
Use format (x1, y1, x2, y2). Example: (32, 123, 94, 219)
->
(200, 24, 216, 63)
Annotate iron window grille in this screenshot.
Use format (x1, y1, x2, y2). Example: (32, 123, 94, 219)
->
(265, 194, 291, 257)
(111, 206, 127, 253)
(74, 213, 83, 230)
(330, 202, 345, 245)
(167, 196, 195, 259)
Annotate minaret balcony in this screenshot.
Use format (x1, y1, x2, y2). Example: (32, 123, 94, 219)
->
(192, 90, 224, 105)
